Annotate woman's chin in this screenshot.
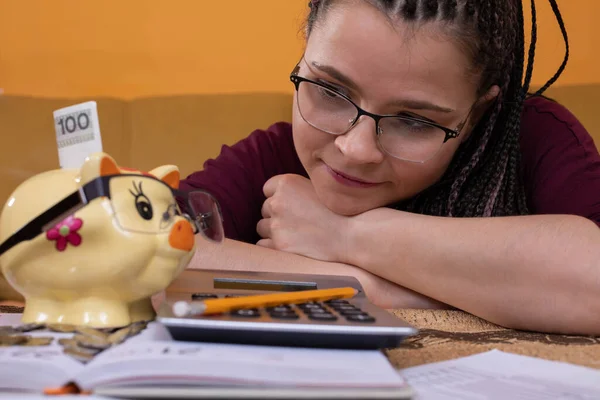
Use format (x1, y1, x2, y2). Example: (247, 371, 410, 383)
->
(319, 194, 374, 216)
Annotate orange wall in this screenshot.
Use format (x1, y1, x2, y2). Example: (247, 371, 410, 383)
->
(0, 0, 597, 99)
(523, 0, 600, 89)
(0, 0, 308, 99)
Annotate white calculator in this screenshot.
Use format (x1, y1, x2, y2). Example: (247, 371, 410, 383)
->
(157, 269, 418, 349)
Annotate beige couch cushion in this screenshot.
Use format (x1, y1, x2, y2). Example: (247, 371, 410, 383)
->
(128, 93, 292, 176)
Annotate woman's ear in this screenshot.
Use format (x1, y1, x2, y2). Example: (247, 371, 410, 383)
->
(460, 85, 501, 143)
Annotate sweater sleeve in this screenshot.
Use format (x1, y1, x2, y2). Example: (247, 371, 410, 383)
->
(178, 122, 306, 243)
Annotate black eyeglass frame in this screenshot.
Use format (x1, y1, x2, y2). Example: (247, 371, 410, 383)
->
(289, 65, 467, 161)
(0, 174, 222, 257)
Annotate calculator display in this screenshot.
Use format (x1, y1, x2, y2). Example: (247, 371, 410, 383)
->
(213, 278, 318, 292)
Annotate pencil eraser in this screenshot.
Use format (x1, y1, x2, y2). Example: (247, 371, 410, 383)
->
(172, 301, 190, 317)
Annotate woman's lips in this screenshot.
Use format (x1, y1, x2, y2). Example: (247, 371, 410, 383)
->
(325, 165, 383, 188)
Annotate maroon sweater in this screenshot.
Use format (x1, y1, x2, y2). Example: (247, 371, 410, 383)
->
(180, 96, 600, 243)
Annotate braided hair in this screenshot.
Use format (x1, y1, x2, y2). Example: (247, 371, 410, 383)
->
(306, 0, 569, 217)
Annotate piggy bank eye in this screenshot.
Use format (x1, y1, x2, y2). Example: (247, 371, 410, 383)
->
(129, 181, 154, 221)
(135, 196, 153, 220)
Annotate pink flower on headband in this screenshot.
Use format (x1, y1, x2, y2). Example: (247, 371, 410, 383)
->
(46, 216, 83, 252)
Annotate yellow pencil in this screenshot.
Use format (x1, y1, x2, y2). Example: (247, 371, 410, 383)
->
(172, 287, 357, 317)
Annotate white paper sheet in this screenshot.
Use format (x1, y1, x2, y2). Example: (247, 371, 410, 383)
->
(0, 313, 23, 326)
(401, 349, 600, 399)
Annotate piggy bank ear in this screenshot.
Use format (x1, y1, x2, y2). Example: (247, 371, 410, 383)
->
(79, 152, 121, 185)
(149, 165, 180, 190)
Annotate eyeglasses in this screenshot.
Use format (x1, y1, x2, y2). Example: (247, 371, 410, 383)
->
(0, 174, 224, 257)
(290, 65, 466, 163)
(173, 189, 225, 244)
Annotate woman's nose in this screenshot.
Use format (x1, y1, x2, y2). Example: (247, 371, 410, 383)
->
(334, 117, 385, 164)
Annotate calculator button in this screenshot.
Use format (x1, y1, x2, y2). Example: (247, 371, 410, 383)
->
(304, 308, 327, 314)
(325, 299, 349, 305)
(191, 293, 218, 300)
(266, 305, 292, 312)
(230, 309, 261, 318)
(329, 304, 359, 311)
(298, 305, 327, 313)
(346, 314, 376, 323)
(339, 309, 365, 316)
(308, 313, 338, 321)
(298, 303, 323, 309)
(269, 311, 300, 320)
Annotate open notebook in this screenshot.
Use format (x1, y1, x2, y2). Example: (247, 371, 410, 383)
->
(0, 320, 412, 399)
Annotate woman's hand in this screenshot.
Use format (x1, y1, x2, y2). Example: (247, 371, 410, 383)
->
(255, 174, 450, 310)
(256, 174, 350, 263)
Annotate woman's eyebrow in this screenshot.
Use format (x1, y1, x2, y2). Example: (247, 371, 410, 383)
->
(310, 61, 455, 114)
(389, 99, 455, 114)
(311, 61, 360, 91)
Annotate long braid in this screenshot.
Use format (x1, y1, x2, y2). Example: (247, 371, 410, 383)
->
(422, 0, 439, 18)
(480, 0, 528, 216)
(403, 0, 419, 19)
(442, 0, 457, 20)
(500, 0, 537, 215)
(452, 1, 514, 216)
(428, 0, 525, 217)
(531, 0, 569, 97)
(306, 0, 569, 218)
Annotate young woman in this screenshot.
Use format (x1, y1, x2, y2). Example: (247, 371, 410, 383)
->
(180, 0, 600, 335)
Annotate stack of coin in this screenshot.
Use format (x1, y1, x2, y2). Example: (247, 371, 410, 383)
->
(0, 320, 149, 363)
(0, 323, 53, 347)
(55, 321, 149, 363)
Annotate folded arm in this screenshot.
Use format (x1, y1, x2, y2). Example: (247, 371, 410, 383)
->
(186, 236, 449, 310)
(343, 209, 600, 335)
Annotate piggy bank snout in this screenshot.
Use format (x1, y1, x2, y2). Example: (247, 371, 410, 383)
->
(169, 219, 195, 252)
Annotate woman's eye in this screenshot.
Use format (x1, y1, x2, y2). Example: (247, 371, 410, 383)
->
(392, 114, 439, 130)
(405, 120, 427, 129)
(318, 87, 341, 99)
(317, 80, 349, 96)
(390, 117, 416, 127)
(386, 118, 435, 134)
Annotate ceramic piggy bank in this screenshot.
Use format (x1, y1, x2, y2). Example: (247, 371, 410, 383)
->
(0, 152, 196, 328)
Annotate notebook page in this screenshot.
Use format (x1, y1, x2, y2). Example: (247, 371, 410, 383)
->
(0, 315, 85, 392)
(401, 349, 600, 399)
(0, 315, 169, 392)
(0, 340, 84, 392)
(74, 340, 407, 390)
(0, 313, 24, 326)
